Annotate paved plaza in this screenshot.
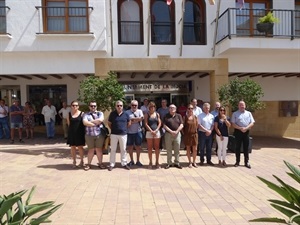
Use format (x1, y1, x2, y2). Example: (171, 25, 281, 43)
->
(0, 132, 299, 225)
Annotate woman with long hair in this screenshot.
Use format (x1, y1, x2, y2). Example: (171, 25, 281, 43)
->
(144, 101, 161, 169)
(67, 100, 85, 168)
(214, 106, 231, 166)
(183, 104, 198, 168)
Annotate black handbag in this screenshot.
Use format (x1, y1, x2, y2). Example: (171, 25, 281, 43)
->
(100, 124, 109, 137)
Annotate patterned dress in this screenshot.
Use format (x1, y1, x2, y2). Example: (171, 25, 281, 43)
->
(23, 108, 35, 129)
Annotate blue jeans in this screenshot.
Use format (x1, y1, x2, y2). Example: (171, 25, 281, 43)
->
(45, 119, 55, 138)
(0, 117, 10, 139)
(199, 131, 213, 163)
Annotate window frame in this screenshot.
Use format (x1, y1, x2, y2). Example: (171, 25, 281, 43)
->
(42, 0, 90, 34)
(117, 0, 144, 45)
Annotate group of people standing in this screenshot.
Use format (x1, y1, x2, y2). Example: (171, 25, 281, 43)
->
(67, 97, 254, 171)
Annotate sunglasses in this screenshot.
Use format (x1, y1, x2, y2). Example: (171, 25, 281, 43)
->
(219, 109, 225, 112)
(117, 105, 123, 107)
(131, 105, 137, 107)
(89, 105, 97, 108)
(72, 105, 79, 107)
(188, 108, 193, 110)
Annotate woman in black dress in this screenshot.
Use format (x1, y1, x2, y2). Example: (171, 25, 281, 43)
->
(67, 101, 85, 168)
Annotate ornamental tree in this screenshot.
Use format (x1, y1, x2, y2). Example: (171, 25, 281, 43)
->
(217, 78, 265, 111)
(78, 71, 125, 112)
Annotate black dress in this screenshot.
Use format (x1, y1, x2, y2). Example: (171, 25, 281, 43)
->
(67, 112, 85, 146)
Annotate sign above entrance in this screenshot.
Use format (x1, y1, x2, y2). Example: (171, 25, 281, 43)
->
(123, 82, 189, 93)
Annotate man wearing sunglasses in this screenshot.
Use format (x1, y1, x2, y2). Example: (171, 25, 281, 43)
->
(126, 100, 144, 167)
(108, 100, 131, 171)
(82, 101, 105, 170)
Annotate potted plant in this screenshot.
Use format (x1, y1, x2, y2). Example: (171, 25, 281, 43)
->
(256, 11, 279, 33)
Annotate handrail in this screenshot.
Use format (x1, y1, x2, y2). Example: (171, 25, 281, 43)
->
(215, 8, 300, 45)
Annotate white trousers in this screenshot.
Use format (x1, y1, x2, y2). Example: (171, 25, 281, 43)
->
(216, 135, 229, 161)
(109, 134, 128, 167)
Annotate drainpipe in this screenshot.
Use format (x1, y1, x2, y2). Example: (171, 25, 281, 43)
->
(212, 0, 221, 57)
(147, 0, 151, 56)
(179, 0, 186, 57)
(109, 0, 114, 56)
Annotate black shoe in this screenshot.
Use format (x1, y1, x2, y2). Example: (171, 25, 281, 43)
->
(123, 165, 130, 170)
(234, 163, 240, 167)
(19, 139, 24, 143)
(207, 161, 215, 166)
(108, 166, 113, 171)
(165, 164, 171, 169)
(175, 164, 182, 169)
(245, 163, 251, 169)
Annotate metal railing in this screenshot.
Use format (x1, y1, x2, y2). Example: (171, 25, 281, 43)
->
(216, 8, 300, 44)
(0, 6, 10, 34)
(35, 6, 94, 34)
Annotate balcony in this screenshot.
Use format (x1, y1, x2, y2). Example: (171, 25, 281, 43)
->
(0, 5, 10, 36)
(215, 8, 300, 55)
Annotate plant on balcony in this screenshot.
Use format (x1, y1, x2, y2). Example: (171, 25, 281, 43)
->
(0, 185, 62, 225)
(249, 161, 300, 224)
(256, 12, 279, 33)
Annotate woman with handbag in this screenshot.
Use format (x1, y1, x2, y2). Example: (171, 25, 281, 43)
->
(183, 104, 198, 168)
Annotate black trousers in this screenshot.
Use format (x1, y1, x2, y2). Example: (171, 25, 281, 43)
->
(234, 129, 250, 164)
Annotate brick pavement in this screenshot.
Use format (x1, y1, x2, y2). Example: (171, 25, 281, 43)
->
(0, 134, 299, 225)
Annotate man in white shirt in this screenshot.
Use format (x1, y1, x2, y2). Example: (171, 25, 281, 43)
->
(58, 101, 71, 139)
(198, 103, 215, 166)
(0, 99, 10, 139)
(41, 100, 57, 139)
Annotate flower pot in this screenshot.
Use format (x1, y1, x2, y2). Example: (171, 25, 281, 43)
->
(256, 22, 274, 33)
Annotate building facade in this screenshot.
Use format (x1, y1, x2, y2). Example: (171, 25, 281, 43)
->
(0, 0, 299, 138)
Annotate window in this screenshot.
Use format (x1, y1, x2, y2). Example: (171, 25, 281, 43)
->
(235, 0, 271, 36)
(0, 0, 7, 34)
(183, 0, 206, 45)
(42, 0, 90, 33)
(118, 0, 143, 44)
(151, 0, 175, 45)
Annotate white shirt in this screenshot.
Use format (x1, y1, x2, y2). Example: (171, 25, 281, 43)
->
(198, 112, 214, 132)
(193, 106, 203, 117)
(231, 110, 255, 127)
(42, 105, 57, 123)
(58, 107, 71, 119)
(0, 105, 9, 118)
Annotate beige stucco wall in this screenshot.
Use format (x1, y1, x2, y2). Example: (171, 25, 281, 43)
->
(251, 101, 300, 138)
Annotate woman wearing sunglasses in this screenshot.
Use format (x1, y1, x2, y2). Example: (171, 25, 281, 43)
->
(67, 100, 85, 168)
(214, 106, 231, 166)
(183, 104, 198, 168)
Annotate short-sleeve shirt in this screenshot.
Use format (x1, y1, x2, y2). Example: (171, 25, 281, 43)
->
(9, 105, 24, 123)
(231, 110, 255, 127)
(126, 109, 143, 134)
(157, 107, 169, 122)
(214, 116, 230, 137)
(198, 112, 214, 132)
(83, 111, 104, 136)
(164, 113, 183, 131)
(58, 107, 71, 119)
(108, 110, 130, 135)
(193, 106, 202, 117)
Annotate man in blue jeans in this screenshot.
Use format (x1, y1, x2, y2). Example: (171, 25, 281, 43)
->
(0, 99, 10, 140)
(41, 99, 57, 139)
(198, 102, 215, 166)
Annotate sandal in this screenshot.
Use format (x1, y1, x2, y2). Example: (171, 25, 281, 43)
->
(72, 161, 77, 169)
(192, 163, 198, 168)
(78, 161, 84, 168)
(188, 163, 193, 168)
(97, 163, 106, 169)
(155, 164, 161, 169)
(19, 139, 24, 143)
(10, 140, 14, 144)
(84, 164, 91, 171)
(148, 163, 152, 169)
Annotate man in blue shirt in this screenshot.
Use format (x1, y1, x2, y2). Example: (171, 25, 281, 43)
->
(231, 101, 255, 169)
(108, 100, 131, 171)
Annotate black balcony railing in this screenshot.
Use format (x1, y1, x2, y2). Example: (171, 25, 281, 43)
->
(118, 21, 143, 44)
(183, 22, 206, 45)
(151, 21, 175, 45)
(35, 6, 94, 34)
(0, 6, 10, 34)
(216, 8, 300, 44)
